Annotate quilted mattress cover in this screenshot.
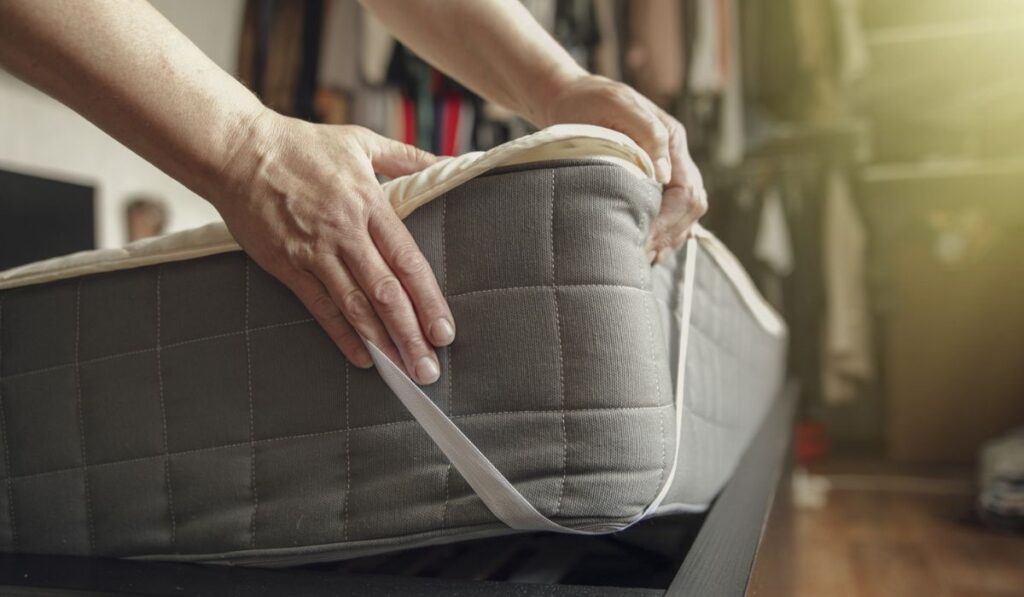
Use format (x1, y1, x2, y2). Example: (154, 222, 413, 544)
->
(0, 126, 786, 565)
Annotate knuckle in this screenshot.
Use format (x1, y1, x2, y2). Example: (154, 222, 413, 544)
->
(690, 187, 709, 216)
(611, 84, 635, 105)
(371, 276, 404, 308)
(281, 241, 310, 267)
(341, 288, 373, 320)
(308, 293, 339, 319)
(649, 120, 670, 146)
(392, 246, 429, 277)
(672, 120, 689, 143)
(399, 333, 429, 356)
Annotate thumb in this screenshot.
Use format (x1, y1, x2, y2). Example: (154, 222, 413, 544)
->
(360, 132, 439, 178)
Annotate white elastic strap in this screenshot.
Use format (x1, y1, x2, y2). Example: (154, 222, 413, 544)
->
(366, 237, 699, 534)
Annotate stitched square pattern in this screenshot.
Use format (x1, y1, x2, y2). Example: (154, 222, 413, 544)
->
(12, 469, 89, 555)
(249, 322, 347, 439)
(79, 267, 157, 360)
(246, 261, 310, 329)
(160, 334, 250, 452)
(345, 424, 446, 541)
(402, 195, 445, 289)
(558, 287, 669, 409)
(446, 412, 565, 525)
(79, 352, 164, 463)
(89, 459, 170, 555)
(0, 158, 792, 563)
(0, 477, 12, 551)
(3, 368, 82, 476)
(159, 253, 246, 346)
(255, 434, 346, 547)
(448, 288, 561, 415)
(169, 445, 252, 553)
(346, 364, 410, 428)
(559, 408, 672, 520)
(0, 280, 77, 375)
(444, 171, 553, 295)
(552, 164, 657, 288)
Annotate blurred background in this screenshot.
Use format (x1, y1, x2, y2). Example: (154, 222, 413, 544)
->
(1, 0, 1023, 594)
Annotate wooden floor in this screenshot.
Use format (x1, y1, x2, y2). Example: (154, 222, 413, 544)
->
(750, 461, 1024, 597)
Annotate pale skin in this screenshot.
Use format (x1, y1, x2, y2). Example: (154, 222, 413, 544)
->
(0, 0, 707, 385)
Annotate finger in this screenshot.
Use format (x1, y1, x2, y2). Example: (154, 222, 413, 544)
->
(368, 207, 455, 348)
(282, 268, 374, 368)
(356, 128, 439, 178)
(648, 113, 707, 253)
(310, 257, 404, 368)
(648, 187, 693, 256)
(649, 186, 707, 252)
(339, 231, 441, 385)
(613, 94, 672, 183)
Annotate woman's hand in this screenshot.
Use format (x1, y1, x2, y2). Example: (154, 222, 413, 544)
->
(540, 75, 708, 262)
(215, 111, 454, 384)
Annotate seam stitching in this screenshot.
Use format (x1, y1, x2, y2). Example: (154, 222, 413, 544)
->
(244, 261, 258, 549)
(440, 195, 452, 530)
(342, 362, 350, 542)
(0, 318, 316, 382)
(0, 405, 668, 485)
(73, 281, 96, 553)
(550, 168, 568, 518)
(0, 296, 16, 549)
(447, 283, 649, 300)
(0, 406, 670, 484)
(155, 268, 176, 550)
(641, 217, 668, 502)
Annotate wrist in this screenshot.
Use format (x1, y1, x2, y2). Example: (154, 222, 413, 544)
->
(205, 105, 282, 210)
(519, 63, 588, 128)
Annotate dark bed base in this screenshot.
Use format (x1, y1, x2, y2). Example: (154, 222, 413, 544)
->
(0, 383, 796, 596)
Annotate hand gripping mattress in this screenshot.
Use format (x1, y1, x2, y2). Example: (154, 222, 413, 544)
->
(0, 125, 786, 565)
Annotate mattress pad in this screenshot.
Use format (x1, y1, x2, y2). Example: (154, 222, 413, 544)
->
(0, 125, 786, 565)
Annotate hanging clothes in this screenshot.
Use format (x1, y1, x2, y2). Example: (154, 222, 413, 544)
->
(754, 187, 795, 275)
(714, 0, 744, 165)
(361, 8, 396, 86)
(831, 0, 868, 86)
(822, 168, 873, 405)
(688, 0, 725, 95)
(294, 0, 325, 121)
(237, 0, 307, 116)
(753, 186, 794, 309)
(317, 0, 361, 92)
(626, 0, 685, 108)
(592, 0, 623, 81)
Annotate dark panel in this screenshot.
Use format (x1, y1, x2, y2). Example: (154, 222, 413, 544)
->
(0, 169, 94, 271)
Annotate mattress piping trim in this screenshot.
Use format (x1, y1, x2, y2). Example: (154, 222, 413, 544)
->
(0, 124, 785, 339)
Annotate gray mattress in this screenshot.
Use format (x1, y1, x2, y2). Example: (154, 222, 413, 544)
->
(0, 160, 786, 565)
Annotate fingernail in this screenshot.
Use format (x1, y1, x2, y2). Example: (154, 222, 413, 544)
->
(656, 247, 673, 264)
(655, 158, 671, 184)
(355, 352, 374, 369)
(416, 356, 440, 384)
(646, 249, 657, 263)
(430, 318, 455, 346)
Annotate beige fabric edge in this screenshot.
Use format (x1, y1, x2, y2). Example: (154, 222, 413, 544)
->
(0, 125, 650, 290)
(0, 124, 785, 337)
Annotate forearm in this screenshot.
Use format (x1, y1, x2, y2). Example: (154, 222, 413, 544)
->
(0, 0, 266, 204)
(360, 0, 586, 126)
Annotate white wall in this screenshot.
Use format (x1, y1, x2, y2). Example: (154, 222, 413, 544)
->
(0, 0, 246, 248)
